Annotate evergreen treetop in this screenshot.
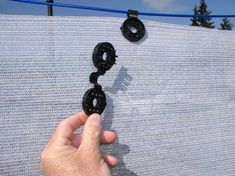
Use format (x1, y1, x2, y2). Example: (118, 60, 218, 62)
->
(219, 18, 233, 30)
(191, 0, 215, 29)
(191, 5, 199, 26)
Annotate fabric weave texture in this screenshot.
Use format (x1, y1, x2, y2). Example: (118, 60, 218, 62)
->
(0, 14, 235, 176)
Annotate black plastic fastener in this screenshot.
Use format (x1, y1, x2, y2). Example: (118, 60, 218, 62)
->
(121, 9, 146, 42)
(92, 42, 116, 72)
(82, 87, 107, 115)
(82, 42, 117, 116)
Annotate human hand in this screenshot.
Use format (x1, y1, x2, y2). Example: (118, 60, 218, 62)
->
(40, 111, 118, 176)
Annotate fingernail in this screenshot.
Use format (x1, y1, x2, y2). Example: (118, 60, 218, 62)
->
(89, 114, 102, 127)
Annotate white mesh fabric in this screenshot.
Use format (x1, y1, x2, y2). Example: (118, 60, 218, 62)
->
(0, 14, 235, 176)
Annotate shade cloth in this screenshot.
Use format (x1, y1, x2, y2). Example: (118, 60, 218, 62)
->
(0, 14, 235, 176)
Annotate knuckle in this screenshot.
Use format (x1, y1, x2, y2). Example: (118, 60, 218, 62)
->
(40, 149, 54, 166)
(87, 126, 101, 138)
(40, 150, 48, 163)
(40, 147, 50, 158)
(58, 120, 67, 128)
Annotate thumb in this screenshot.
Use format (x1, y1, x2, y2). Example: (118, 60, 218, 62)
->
(80, 113, 102, 151)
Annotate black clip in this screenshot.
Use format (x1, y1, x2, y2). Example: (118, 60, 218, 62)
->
(128, 9, 139, 18)
(82, 42, 117, 115)
(121, 9, 146, 42)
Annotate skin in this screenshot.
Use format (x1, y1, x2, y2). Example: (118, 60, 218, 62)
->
(40, 111, 118, 176)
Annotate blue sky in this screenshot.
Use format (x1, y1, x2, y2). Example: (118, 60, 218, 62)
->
(0, 0, 235, 28)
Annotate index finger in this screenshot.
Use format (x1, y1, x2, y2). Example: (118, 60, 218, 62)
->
(53, 111, 88, 141)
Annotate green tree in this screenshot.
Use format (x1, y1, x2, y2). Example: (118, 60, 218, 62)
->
(219, 18, 233, 30)
(191, 5, 199, 26)
(191, 0, 215, 29)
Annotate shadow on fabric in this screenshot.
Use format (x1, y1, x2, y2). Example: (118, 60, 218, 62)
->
(102, 67, 138, 176)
